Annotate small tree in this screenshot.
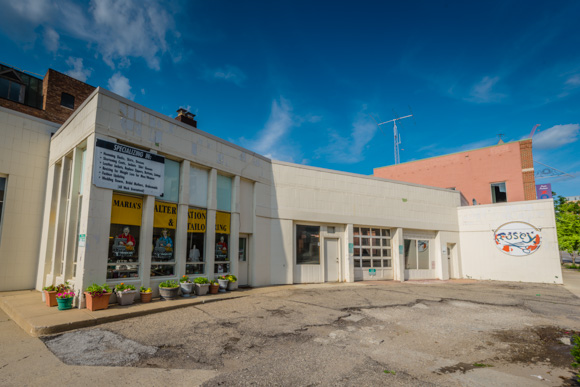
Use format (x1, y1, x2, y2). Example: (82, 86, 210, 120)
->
(555, 195, 580, 264)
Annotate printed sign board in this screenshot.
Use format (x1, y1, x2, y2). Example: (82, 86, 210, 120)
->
(369, 268, 376, 276)
(494, 221, 542, 256)
(93, 139, 165, 196)
(535, 184, 552, 200)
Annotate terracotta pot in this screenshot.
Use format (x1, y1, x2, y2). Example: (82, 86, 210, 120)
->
(209, 283, 219, 294)
(84, 292, 112, 311)
(140, 292, 152, 303)
(195, 283, 210, 296)
(116, 290, 137, 306)
(159, 286, 179, 300)
(45, 291, 58, 307)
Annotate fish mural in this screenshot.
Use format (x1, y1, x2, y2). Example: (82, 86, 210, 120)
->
(494, 222, 542, 256)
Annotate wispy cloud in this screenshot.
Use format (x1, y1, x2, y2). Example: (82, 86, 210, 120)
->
(3, 0, 180, 70)
(65, 57, 92, 82)
(204, 65, 247, 86)
(315, 108, 377, 164)
(565, 74, 580, 87)
(465, 76, 506, 103)
(107, 72, 135, 100)
(532, 124, 580, 150)
(239, 98, 299, 162)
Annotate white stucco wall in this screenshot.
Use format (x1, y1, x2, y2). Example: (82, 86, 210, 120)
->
(0, 107, 59, 291)
(457, 200, 562, 284)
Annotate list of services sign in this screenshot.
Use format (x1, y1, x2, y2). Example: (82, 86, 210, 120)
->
(93, 139, 165, 196)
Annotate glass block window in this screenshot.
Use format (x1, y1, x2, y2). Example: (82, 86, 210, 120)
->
(353, 226, 392, 269)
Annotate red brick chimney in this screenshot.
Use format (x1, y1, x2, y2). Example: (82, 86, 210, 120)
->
(175, 108, 197, 128)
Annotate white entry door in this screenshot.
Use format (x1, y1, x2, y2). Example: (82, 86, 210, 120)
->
(238, 236, 249, 286)
(325, 239, 340, 282)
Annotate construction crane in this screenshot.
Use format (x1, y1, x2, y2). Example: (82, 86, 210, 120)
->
(529, 124, 540, 138)
(376, 114, 413, 164)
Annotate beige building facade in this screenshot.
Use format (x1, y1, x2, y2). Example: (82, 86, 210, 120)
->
(0, 87, 563, 305)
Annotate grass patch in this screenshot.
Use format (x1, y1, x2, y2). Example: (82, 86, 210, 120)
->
(383, 370, 396, 375)
(473, 363, 493, 368)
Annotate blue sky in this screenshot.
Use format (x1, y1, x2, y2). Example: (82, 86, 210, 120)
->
(0, 0, 578, 197)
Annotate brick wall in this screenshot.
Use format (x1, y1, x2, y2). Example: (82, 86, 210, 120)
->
(42, 69, 95, 124)
(519, 139, 536, 200)
(0, 68, 95, 124)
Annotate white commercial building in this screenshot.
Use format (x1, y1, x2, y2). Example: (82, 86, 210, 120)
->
(0, 88, 563, 306)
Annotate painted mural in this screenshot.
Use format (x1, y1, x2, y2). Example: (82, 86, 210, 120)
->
(494, 221, 542, 256)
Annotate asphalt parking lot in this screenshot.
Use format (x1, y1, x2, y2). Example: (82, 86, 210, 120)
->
(2, 272, 580, 386)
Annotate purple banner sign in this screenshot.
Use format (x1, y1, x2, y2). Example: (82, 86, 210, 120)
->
(535, 184, 552, 200)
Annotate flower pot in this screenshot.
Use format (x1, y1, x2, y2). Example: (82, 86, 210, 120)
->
(159, 286, 179, 300)
(218, 279, 229, 293)
(227, 281, 238, 291)
(116, 290, 137, 306)
(140, 292, 152, 303)
(209, 283, 219, 294)
(180, 282, 195, 297)
(57, 297, 73, 310)
(45, 291, 58, 307)
(84, 292, 112, 311)
(195, 283, 210, 296)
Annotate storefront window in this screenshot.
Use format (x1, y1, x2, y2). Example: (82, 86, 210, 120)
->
(215, 211, 230, 273)
(108, 194, 142, 279)
(158, 159, 180, 202)
(217, 174, 232, 212)
(239, 237, 247, 261)
(296, 225, 320, 265)
(189, 166, 208, 208)
(151, 200, 177, 278)
(404, 239, 430, 269)
(353, 226, 392, 268)
(186, 207, 206, 275)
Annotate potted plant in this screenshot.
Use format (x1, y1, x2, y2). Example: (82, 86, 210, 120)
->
(43, 282, 71, 307)
(217, 275, 229, 293)
(114, 283, 137, 306)
(84, 283, 112, 311)
(159, 280, 180, 300)
(56, 290, 75, 310)
(209, 279, 219, 294)
(226, 274, 238, 291)
(140, 286, 153, 303)
(194, 277, 210, 296)
(179, 275, 195, 297)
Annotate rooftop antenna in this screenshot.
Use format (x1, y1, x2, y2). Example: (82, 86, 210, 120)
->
(497, 133, 505, 144)
(376, 113, 413, 164)
(529, 124, 540, 138)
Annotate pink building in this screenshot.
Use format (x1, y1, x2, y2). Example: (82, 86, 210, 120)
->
(373, 139, 536, 205)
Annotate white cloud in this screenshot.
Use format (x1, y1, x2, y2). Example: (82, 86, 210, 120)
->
(4, 0, 179, 70)
(565, 74, 580, 87)
(466, 76, 506, 103)
(43, 26, 59, 53)
(206, 65, 247, 86)
(316, 109, 377, 164)
(239, 98, 298, 162)
(533, 124, 580, 150)
(65, 57, 92, 82)
(107, 72, 135, 100)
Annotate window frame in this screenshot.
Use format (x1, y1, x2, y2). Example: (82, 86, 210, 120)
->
(353, 226, 392, 269)
(60, 92, 75, 109)
(296, 224, 321, 265)
(491, 181, 507, 203)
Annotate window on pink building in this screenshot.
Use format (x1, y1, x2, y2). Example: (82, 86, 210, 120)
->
(491, 182, 507, 203)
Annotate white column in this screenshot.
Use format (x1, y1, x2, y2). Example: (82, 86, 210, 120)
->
(140, 195, 155, 290)
(175, 161, 190, 279)
(49, 156, 72, 284)
(230, 175, 240, 278)
(35, 162, 59, 290)
(434, 232, 447, 280)
(392, 227, 405, 282)
(206, 168, 217, 279)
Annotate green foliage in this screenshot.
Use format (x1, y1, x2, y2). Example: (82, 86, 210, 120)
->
(226, 274, 237, 282)
(473, 363, 493, 368)
(209, 279, 218, 285)
(43, 282, 71, 292)
(180, 275, 192, 283)
(555, 195, 580, 262)
(85, 283, 111, 297)
(140, 286, 152, 293)
(159, 280, 179, 288)
(572, 335, 580, 382)
(383, 370, 396, 375)
(114, 283, 136, 292)
(194, 277, 209, 284)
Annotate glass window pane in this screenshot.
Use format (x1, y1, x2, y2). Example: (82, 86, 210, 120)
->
(404, 239, 417, 269)
(215, 233, 229, 262)
(372, 249, 381, 257)
(189, 166, 208, 207)
(382, 249, 391, 257)
(371, 238, 381, 246)
(239, 237, 247, 261)
(362, 248, 371, 257)
(186, 264, 204, 275)
(354, 259, 361, 268)
(296, 225, 320, 264)
(382, 238, 391, 247)
(158, 159, 180, 202)
(362, 259, 371, 268)
(372, 259, 382, 268)
(382, 229, 391, 237)
(353, 248, 360, 256)
(353, 228, 360, 236)
(0, 78, 9, 98)
(109, 194, 142, 279)
(361, 238, 370, 246)
(354, 237, 360, 246)
(371, 228, 380, 236)
(418, 240, 430, 269)
(215, 263, 230, 274)
(187, 231, 204, 263)
(151, 264, 175, 277)
(217, 175, 232, 212)
(361, 228, 370, 236)
(383, 259, 392, 268)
